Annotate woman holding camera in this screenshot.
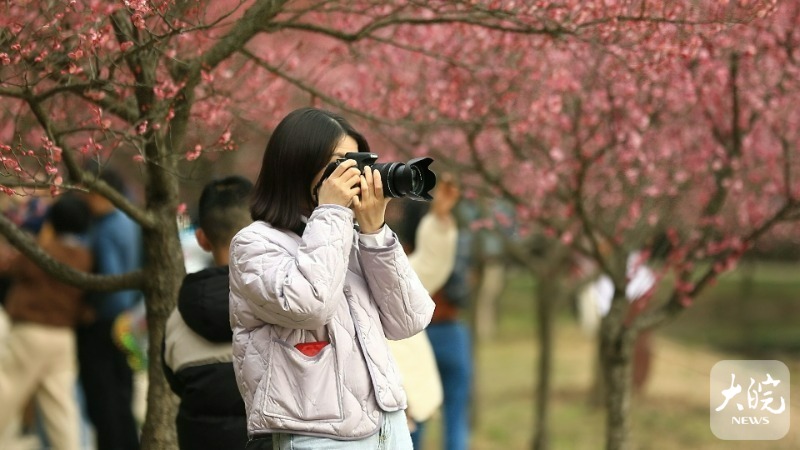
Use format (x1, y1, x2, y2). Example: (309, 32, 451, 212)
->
(229, 107, 434, 449)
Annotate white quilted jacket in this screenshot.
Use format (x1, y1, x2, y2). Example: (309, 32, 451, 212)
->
(229, 204, 434, 440)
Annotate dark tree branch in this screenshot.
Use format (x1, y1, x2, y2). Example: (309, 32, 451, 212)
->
(632, 199, 798, 334)
(25, 94, 156, 228)
(0, 213, 143, 291)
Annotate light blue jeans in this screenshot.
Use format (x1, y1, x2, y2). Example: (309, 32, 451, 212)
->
(271, 410, 412, 450)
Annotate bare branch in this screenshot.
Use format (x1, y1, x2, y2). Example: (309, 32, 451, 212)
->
(271, 15, 565, 42)
(198, 0, 290, 72)
(24, 95, 156, 228)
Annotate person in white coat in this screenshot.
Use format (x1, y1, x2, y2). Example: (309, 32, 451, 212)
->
(229, 107, 434, 450)
(387, 174, 461, 443)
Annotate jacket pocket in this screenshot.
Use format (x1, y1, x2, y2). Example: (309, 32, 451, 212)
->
(262, 339, 343, 422)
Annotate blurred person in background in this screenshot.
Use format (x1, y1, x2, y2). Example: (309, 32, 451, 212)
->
(163, 175, 254, 449)
(577, 242, 657, 398)
(427, 229, 475, 450)
(0, 194, 93, 450)
(0, 193, 68, 447)
(78, 168, 143, 450)
(385, 174, 461, 449)
(400, 178, 474, 450)
(0, 194, 53, 308)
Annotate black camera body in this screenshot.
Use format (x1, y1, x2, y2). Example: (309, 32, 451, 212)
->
(320, 152, 436, 201)
(338, 152, 380, 172)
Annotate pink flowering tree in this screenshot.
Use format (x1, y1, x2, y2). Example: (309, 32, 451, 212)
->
(355, 2, 794, 449)
(0, 0, 786, 448)
(0, 1, 680, 447)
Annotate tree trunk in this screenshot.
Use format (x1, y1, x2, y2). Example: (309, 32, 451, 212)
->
(474, 260, 505, 341)
(532, 274, 558, 450)
(138, 215, 183, 449)
(600, 323, 635, 450)
(137, 156, 184, 449)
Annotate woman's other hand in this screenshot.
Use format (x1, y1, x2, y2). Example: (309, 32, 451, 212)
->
(352, 167, 390, 233)
(317, 159, 362, 208)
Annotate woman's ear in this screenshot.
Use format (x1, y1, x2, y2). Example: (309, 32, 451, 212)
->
(195, 228, 213, 252)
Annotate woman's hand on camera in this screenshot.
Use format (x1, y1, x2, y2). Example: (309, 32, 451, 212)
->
(352, 167, 390, 233)
(317, 159, 361, 208)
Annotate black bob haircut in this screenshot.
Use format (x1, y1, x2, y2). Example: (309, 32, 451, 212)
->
(250, 107, 370, 232)
(198, 175, 254, 248)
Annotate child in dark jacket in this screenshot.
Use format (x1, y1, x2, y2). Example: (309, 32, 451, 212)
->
(162, 176, 258, 450)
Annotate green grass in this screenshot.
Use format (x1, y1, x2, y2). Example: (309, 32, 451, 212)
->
(663, 261, 800, 357)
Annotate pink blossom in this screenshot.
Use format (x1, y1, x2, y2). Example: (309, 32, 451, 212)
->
(51, 146, 63, 162)
(217, 128, 232, 145)
(549, 147, 565, 162)
(84, 90, 106, 101)
(186, 145, 202, 161)
(66, 63, 83, 74)
(131, 14, 145, 30)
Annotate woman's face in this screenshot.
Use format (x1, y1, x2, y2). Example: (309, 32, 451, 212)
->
(310, 135, 359, 196)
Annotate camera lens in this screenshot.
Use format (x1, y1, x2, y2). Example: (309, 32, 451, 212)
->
(410, 166, 423, 192)
(373, 157, 436, 201)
